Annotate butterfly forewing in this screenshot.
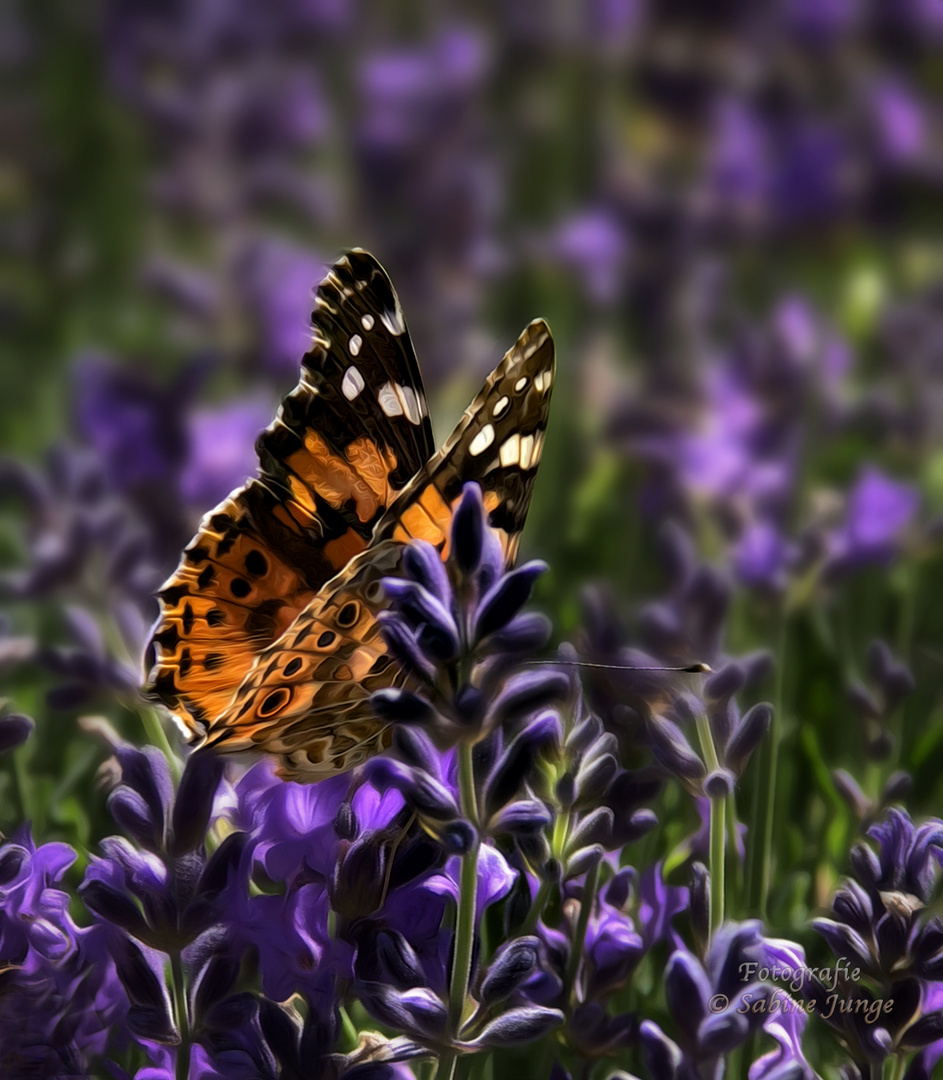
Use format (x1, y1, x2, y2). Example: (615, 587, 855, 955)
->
(146, 251, 434, 735)
(206, 318, 555, 781)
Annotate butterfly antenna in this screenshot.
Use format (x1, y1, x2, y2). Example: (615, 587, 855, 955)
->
(524, 659, 712, 674)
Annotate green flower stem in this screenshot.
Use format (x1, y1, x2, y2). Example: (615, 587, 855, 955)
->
(141, 704, 181, 783)
(436, 739, 480, 1080)
(754, 610, 787, 918)
(171, 951, 191, 1080)
(694, 709, 726, 934)
(565, 857, 599, 1003)
(709, 793, 725, 932)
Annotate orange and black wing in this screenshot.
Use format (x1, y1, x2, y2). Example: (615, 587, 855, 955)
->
(205, 318, 555, 781)
(145, 250, 435, 734)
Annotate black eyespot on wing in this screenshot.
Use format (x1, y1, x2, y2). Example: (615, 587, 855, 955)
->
(245, 550, 268, 576)
(317, 630, 336, 648)
(284, 657, 303, 677)
(259, 687, 293, 718)
(337, 602, 358, 628)
(230, 578, 251, 599)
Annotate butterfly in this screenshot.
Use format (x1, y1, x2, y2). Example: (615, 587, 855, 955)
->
(145, 250, 554, 782)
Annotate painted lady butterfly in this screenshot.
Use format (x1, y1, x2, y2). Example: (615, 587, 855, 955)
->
(145, 250, 554, 781)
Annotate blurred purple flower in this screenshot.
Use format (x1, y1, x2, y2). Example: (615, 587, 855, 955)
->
(546, 209, 629, 306)
(829, 465, 919, 568)
(870, 78, 927, 164)
(358, 29, 488, 152)
(240, 240, 324, 376)
(179, 396, 273, 509)
(734, 520, 794, 590)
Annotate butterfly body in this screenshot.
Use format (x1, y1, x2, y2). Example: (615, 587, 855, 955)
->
(146, 251, 554, 781)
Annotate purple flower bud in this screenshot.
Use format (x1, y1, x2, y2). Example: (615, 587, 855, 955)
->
(382, 579, 460, 660)
(566, 807, 614, 855)
(664, 951, 710, 1029)
(487, 670, 569, 729)
(377, 931, 425, 989)
(566, 844, 605, 878)
(127, 1003, 178, 1043)
(483, 612, 552, 654)
(704, 663, 744, 701)
(81, 881, 152, 941)
(648, 720, 706, 784)
(192, 954, 239, 1021)
(170, 751, 224, 855)
(452, 483, 486, 575)
(115, 745, 173, 835)
(574, 751, 618, 803)
(725, 702, 772, 775)
(195, 831, 249, 898)
(489, 800, 552, 836)
(402, 541, 451, 604)
(479, 937, 540, 1006)
(704, 770, 735, 798)
(0, 712, 33, 755)
(376, 613, 437, 683)
(881, 770, 913, 805)
(484, 710, 561, 814)
(640, 1020, 683, 1080)
(474, 561, 547, 642)
(372, 688, 438, 727)
(363, 985, 449, 1041)
(812, 918, 873, 969)
(392, 725, 442, 776)
(833, 769, 871, 818)
(468, 1005, 564, 1047)
(107, 786, 161, 851)
(699, 998, 751, 1054)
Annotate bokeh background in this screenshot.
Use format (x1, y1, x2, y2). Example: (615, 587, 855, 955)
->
(3, 0, 943, 964)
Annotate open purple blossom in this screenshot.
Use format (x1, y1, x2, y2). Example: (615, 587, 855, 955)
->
(639, 922, 817, 1080)
(0, 829, 125, 1076)
(809, 809, 943, 1068)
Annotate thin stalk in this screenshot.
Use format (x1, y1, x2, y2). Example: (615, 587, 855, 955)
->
(436, 740, 480, 1080)
(564, 857, 600, 1003)
(171, 952, 190, 1080)
(694, 709, 726, 934)
(709, 794, 725, 932)
(755, 611, 788, 919)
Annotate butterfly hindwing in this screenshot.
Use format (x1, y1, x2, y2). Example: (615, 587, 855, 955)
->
(146, 251, 433, 734)
(205, 319, 555, 780)
(381, 317, 555, 565)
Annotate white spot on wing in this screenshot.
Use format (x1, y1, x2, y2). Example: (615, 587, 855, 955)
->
(361, 314, 375, 331)
(520, 434, 536, 469)
(534, 369, 553, 392)
(514, 376, 528, 392)
(493, 395, 509, 417)
(380, 302, 406, 336)
(499, 433, 520, 467)
(349, 334, 362, 356)
(378, 382, 403, 417)
(469, 424, 495, 457)
(400, 385, 423, 426)
(342, 366, 365, 401)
